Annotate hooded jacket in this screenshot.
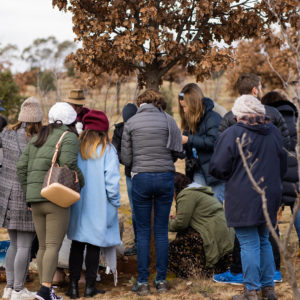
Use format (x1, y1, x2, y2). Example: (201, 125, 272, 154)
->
(268, 100, 298, 205)
(210, 122, 287, 227)
(218, 105, 290, 149)
(184, 97, 221, 184)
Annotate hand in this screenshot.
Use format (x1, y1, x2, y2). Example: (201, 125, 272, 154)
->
(182, 135, 188, 144)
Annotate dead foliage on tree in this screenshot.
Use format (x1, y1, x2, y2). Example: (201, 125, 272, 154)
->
(52, 0, 281, 91)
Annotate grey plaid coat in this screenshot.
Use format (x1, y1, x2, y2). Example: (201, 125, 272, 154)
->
(0, 124, 35, 232)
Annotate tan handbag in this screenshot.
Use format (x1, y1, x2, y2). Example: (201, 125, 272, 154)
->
(41, 131, 80, 208)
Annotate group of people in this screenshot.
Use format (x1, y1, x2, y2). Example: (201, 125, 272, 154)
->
(0, 72, 298, 300)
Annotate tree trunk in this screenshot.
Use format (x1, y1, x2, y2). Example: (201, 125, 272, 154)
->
(144, 69, 161, 91)
(116, 79, 121, 114)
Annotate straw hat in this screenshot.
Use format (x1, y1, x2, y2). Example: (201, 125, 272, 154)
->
(63, 89, 87, 105)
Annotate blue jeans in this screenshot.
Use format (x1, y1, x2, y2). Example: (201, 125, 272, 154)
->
(126, 175, 137, 242)
(193, 171, 225, 204)
(132, 172, 174, 283)
(235, 224, 275, 291)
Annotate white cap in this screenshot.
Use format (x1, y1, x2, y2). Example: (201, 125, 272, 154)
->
(48, 102, 77, 125)
(232, 95, 265, 118)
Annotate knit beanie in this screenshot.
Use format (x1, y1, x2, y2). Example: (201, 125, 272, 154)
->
(48, 102, 77, 125)
(18, 97, 43, 123)
(232, 95, 265, 118)
(83, 110, 109, 132)
(122, 103, 137, 122)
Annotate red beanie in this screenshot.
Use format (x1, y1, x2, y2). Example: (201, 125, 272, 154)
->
(82, 110, 109, 132)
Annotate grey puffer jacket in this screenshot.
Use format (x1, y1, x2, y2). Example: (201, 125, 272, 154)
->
(121, 104, 176, 173)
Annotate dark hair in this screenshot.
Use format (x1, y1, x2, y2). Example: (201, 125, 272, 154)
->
(261, 91, 284, 105)
(0, 115, 7, 132)
(136, 89, 167, 110)
(33, 122, 77, 147)
(174, 172, 192, 196)
(236, 73, 261, 95)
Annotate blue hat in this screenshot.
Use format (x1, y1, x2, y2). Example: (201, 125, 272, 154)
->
(0, 99, 5, 111)
(122, 103, 137, 122)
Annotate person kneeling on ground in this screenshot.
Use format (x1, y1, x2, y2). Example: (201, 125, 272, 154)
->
(210, 95, 287, 300)
(168, 172, 233, 279)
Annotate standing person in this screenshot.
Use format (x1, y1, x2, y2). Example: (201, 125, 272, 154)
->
(178, 83, 224, 203)
(214, 73, 290, 285)
(17, 102, 84, 300)
(63, 89, 90, 134)
(210, 95, 287, 300)
(261, 91, 300, 256)
(112, 103, 138, 256)
(0, 97, 43, 300)
(168, 172, 233, 279)
(121, 89, 182, 296)
(67, 110, 121, 299)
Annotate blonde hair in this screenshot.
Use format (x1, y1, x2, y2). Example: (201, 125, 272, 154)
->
(79, 130, 110, 160)
(179, 83, 205, 133)
(7, 121, 42, 139)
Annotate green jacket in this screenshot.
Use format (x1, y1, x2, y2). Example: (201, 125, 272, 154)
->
(169, 186, 234, 267)
(17, 125, 84, 203)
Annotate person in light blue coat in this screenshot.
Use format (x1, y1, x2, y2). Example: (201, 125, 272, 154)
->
(67, 110, 121, 299)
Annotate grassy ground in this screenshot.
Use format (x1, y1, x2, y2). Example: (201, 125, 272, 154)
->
(1, 159, 300, 299)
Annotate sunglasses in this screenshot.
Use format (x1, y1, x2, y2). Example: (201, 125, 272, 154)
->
(178, 92, 184, 100)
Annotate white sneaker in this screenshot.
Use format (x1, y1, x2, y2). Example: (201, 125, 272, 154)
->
(2, 287, 13, 299)
(10, 288, 36, 300)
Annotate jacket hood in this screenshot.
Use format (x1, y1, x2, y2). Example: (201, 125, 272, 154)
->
(184, 185, 214, 196)
(268, 100, 298, 117)
(114, 122, 124, 128)
(203, 97, 214, 114)
(237, 122, 273, 135)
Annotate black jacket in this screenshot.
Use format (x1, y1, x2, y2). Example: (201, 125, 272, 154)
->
(184, 98, 221, 185)
(268, 100, 298, 206)
(219, 105, 291, 149)
(210, 123, 287, 227)
(112, 122, 132, 177)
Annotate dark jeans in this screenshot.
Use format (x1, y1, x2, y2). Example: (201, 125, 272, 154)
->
(69, 240, 100, 283)
(132, 172, 174, 283)
(126, 175, 137, 242)
(230, 228, 280, 274)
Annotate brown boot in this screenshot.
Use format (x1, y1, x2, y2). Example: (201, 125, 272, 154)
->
(261, 286, 277, 300)
(232, 289, 261, 300)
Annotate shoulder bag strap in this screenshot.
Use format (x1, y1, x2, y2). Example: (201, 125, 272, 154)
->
(46, 131, 69, 187)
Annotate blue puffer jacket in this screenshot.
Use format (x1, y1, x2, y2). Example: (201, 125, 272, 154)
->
(209, 122, 287, 227)
(184, 98, 222, 185)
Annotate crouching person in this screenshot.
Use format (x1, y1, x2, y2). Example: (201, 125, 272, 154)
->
(168, 172, 233, 279)
(210, 95, 287, 300)
(66, 110, 121, 299)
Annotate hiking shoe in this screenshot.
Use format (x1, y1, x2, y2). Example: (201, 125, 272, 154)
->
(232, 289, 261, 300)
(131, 282, 150, 296)
(2, 287, 13, 299)
(124, 244, 137, 256)
(155, 280, 168, 293)
(273, 270, 282, 283)
(261, 286, 277, 300)
(11, 288, 36, 300)
(213, 270, 243, 285)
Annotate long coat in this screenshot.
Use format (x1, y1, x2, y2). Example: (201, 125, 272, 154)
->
(0, 124, 35, 231)
(67, 144, 121, 247)
(210, 123, 287, 227)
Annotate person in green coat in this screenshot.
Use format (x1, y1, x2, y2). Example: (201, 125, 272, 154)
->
(17, 102, 84, 300)
(168, 172, 233, 278)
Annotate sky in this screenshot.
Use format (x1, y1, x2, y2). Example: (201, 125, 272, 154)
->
(0, 0, 75, 70)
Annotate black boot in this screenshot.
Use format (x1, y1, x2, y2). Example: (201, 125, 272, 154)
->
(84, 281, 105, 297)
(65, 280, 79, 299)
